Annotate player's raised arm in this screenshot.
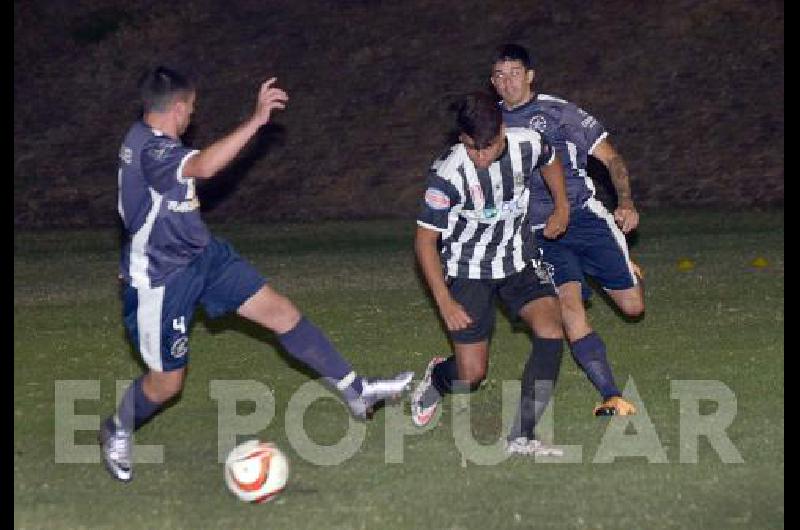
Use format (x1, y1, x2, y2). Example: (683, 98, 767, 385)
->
(540, 153, 570, 239)
(591, 138, 638, 233)
(182, 78, 288, 180)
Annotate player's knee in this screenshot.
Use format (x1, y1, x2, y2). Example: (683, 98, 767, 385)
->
(522, 298, 564, 339)
(155, 380, 183, 402)
(145, 370, 185, 403)
(619, 298, 644, 318)
(270, 292, 301, 325)
(559, 297, 586, 324)
(245, 286, 301, 333)
(536, 320, 564, 340)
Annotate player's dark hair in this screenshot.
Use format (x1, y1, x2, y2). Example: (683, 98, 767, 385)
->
(138, 66, 195, 113)
(493, 44, 534, 70)
(455, 92, 503, 149)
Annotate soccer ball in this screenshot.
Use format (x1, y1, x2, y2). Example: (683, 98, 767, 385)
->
(224, 440, 289, 503)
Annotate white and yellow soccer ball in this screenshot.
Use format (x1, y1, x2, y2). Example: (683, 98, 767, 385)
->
(224, 440, 289, 503)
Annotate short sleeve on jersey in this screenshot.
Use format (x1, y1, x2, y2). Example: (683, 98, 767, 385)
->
(417, 172, 459, 232)
(534, 136, 556, 169)
(560, 105, 607, 155)
(140, 136, 198, 193)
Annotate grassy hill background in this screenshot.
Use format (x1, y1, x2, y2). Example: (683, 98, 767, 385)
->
(14, 0, 783, 227)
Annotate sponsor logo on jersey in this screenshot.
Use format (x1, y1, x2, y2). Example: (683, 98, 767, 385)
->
(167, 198, 201, 213)
(529, 114, 548, 133)
(148, 140, 177, 161)
(461, 197, 525, 221)
(424, 188, 450, 210)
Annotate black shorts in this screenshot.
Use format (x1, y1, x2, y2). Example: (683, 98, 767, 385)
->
(447, 262, 557, 344)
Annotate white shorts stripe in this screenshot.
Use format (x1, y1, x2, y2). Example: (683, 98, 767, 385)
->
(129, 188, 163, 289)
(584, 198, 638, 286)
(137, 285, 165, 372)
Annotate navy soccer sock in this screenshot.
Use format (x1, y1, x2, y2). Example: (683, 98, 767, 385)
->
(278, 316, 363, 396)
(508, 337, 563, 440)
(112, 376, 161, 433)
(570, 332, 620, 401)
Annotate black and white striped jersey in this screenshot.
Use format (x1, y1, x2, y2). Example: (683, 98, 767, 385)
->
(417, 127, 555, 279)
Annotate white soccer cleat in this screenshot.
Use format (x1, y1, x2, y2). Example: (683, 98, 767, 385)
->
(411, 356, 446, 427)
(361, 371, 415, 406)
(504, 437, 564, 457)
(345, 371, 415, 420)
(99, 418, 133, 482)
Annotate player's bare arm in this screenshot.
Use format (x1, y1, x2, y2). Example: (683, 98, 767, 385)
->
(414, 226, 473, 331)
(183, 78, 288, 179)
(592, 139, 638, 233)
(540, 154, 570, 239)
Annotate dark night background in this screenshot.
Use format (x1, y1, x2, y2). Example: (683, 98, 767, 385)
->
(13, 0, 784, 228)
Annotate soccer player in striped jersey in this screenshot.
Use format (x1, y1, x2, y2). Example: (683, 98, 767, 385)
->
(490, 44, 644, 416)
(100, 66, 413, 482)
(411, 91, 570, 455)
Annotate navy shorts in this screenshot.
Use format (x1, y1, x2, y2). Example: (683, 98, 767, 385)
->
(122, 237, 267, 372)
(535, 199, 638, 301)
(447, 262, 557, 344)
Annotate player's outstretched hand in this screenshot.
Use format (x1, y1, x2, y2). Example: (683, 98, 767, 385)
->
(253, 77, 289, 126)
(614, 200, 639, 233)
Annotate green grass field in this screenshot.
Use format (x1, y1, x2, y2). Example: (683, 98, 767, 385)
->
(14, 210, 784, 529)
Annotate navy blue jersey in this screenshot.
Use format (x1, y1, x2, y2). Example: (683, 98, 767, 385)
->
(417, 127, 555, 279)
(117, 121, 210, 288)
(501, 94, 608, 226)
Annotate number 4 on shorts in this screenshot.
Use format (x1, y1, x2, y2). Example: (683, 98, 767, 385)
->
(173, 316, 187, 334)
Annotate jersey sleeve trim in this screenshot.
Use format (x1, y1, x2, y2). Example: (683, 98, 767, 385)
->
(544, 144, 556, 166)
(177, 150, 200, 183)
(588, 131, 609, 155)
(417, 220, 447, 232)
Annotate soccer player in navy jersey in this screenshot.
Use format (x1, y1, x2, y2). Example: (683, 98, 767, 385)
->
(490, 44, 644, 416)
(100, 66, 413, 482)
(411, 91, 570, 455)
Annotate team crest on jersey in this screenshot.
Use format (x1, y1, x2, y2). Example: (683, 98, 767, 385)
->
(170, 336, 189, 359)
(424, 188, 450, 210)
(148, 140, 176, 161)
(513, 172, 525, 188)
(529, 114, 548, 133)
